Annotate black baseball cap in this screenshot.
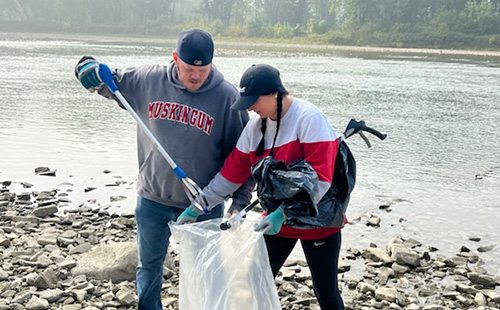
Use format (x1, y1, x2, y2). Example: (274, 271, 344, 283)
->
(231, 64, 285, 110)
(176, 28, 214, 66)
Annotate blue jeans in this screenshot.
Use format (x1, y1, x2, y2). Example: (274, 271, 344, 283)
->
(135, 196, 223, 310)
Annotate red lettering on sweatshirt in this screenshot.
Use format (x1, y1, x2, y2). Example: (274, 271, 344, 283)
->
(149, 102, 162, 118)
(160, 102, 171, 119)
(196, 111, 206, 130)
(169, 103, 179, 120)
(204, 116, 214, 135)
(148, 102, 213, 135)
(179, 106, 191, 124)
(189, 110, 199, 126)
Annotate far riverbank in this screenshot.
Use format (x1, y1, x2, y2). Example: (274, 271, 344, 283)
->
(2, 31, 500, 59)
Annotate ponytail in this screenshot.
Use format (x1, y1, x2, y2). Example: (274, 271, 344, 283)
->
(255, 91, 284, 157)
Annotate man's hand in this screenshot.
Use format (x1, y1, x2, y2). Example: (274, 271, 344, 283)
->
(75, 56, 103, 91)
(254, 207, 285, 235)
(176, 205, 203, 225)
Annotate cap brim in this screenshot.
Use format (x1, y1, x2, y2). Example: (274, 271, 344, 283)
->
(231, 95, 260, 110)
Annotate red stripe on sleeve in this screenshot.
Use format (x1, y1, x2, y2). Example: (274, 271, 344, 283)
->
(220, 148, 252, 184)
(301, 140, 339, 182)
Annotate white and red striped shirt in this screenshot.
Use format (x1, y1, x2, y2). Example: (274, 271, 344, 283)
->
(204, 98, 342, 239)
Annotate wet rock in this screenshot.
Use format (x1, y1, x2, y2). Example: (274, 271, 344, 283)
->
(367, 215, 381, 227)
(477, 245, 495, 253)
(35, 167, 56, 177)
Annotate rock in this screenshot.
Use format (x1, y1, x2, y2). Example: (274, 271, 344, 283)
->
(33, 205, 58, 217)
(39, 289, 64, 303)
(0, 234, 11, 247)
(363, 247, 393, 265)
(72, 241, 137, 282)
(69, 242, 92, 255)
(34, 167, 50, 174)
(34, 167, 57, 177)
(374, 286, 397, 302)
(34, 268, 59, 289)
(477, 245, 495, 253)
(390, 247, 420, 267)
(367, 215, 381, 227)
(12, 291, 32, 304)
(358, 282, 376, 294)
(116, 289, 136, 306)
(110, 196, 127, 202)
(25, 296, 49, 310)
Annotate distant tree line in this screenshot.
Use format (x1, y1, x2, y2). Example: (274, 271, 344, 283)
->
(1, 0, 500, 49)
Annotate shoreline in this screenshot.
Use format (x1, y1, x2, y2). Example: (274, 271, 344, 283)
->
(2, 31, 500, 58)
(1, 179, 499, 309)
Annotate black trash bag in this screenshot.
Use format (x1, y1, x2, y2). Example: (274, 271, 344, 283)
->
(251, 156, 319, 217)
(251, 141, 356, 229)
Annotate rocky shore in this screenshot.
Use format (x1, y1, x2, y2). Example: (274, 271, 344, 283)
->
(1, 176, 499, 310)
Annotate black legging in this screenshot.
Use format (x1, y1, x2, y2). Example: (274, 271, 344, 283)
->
(264, 231, 344, 310)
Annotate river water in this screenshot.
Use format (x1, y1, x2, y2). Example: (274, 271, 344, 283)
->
(0, 32, 499, 274)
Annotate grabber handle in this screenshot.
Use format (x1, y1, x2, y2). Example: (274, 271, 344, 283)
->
(344, 118, 387, 146)
(97, 63, 205, 210)
(97, 63, 118, 92)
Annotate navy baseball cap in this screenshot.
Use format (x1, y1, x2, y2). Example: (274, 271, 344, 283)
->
(176, 28, 214, 66)
(232, 64, 284, 110)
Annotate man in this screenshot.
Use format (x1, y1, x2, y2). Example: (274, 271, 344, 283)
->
(74, 28, 252, 310)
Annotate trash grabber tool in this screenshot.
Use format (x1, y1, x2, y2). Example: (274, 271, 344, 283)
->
(340, 119, 387, 147)
(220, 200, 259, 230)
(97, 63, 208, 213)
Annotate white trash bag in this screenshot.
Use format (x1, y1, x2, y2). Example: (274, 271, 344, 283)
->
(169, 218, 281, 310)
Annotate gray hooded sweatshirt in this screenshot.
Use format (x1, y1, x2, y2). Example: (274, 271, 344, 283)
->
(97, 61, 251, 208)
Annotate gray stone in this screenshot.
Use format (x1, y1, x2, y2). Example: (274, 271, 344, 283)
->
(37, 234, 58, 246)
(62, 305, 82, 310)
(363, 247, 393, 264)
(358, 282, 376, 294)
(34, 268, 59, 289)
(477, 245, 495, 253)
(25, 296, 49, 310)
(72, 289, 87, 302)
(58, 257, 77, 270)
(33, 205, 58, 218)
(0, 270, 8, 281)
(474, 292, 487, 306)
(12, 291, 32, 304)
(375, 287, 397, 302)
(72, 241, 137, 282)
(0, 235, 10, 247)
(116, 289, 135, 306)
(69, 242, 92, 255)
(391, 247, 420, 267)
(367, 215, 381, 227)
(39, 288, 63, 302)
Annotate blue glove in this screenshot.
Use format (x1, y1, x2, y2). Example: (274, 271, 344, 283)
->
(254, 207, 286, 235)
(75, 56, 103, 91)
(176, 205, 203, 225)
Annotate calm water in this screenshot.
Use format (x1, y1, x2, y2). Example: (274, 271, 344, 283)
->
(1, 33, 499, 274)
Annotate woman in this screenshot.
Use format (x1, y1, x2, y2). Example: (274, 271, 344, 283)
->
(178, 64, 345, 309)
